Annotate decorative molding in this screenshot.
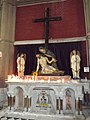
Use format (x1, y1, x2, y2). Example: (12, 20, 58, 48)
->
(14, 36, 86, 45)
(17, 0, 67, 7)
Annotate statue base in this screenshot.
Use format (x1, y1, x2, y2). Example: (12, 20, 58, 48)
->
(38, 70, 64, 76)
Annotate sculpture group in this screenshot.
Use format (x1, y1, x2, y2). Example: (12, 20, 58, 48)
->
(17, 48, 81, 79)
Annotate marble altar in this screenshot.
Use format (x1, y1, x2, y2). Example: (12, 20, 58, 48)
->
(6, 75, 88, 115)
(0, 75, 90, 120)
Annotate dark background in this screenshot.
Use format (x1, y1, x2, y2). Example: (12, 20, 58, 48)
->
(14, 41, 87, 78)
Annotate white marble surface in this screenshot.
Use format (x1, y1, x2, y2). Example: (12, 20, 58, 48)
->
(0, 79, 90, 120)
(6, 79, 88, 115)
(0, 88, 7, 107)
(0, 110, 85, 120)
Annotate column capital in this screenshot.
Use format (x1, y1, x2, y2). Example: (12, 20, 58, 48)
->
(11, 95, 15, 97)
(24, 96, 27, 98)
(28, 96, 31, 99)
(8, 94, 11, 97)
(60, 97, 63, 100)
(76, 97, 79, 100)
(79, 95, 83, 100)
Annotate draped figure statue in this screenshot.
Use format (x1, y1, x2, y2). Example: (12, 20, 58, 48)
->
(70, 50, 81, 79)
(17, 53, 26, 77)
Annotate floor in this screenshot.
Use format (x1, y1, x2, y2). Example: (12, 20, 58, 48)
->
(0, 107, 90, 120)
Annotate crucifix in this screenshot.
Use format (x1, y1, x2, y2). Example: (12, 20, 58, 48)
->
(34, 8, 62, 49)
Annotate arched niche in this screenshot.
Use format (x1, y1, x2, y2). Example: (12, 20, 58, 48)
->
(14, 86, 24, 111)
(63, 88, 75, 114)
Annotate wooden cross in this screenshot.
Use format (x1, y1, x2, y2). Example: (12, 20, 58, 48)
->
(34, 8, 62, 49)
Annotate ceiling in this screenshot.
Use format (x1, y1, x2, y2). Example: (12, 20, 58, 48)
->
(17, 0, 65, 6)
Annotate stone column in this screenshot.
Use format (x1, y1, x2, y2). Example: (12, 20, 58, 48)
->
(79, 98, 83, 115)
(60, 98, 63, 114)
(8, 95, 10, 107)
(24, 96, 27, 111)
(28, 96, 31, 111)
(83, 0, 90, 78)
(56, 97, 59, 113)
(26, 96, 28, 112)
(85, 91, 89, 105)
(8, 94, 12, 110)
(75, 97, 79, 115)
(24, 96, 29, 112)
(0, 0, 16, 80)
(86, 34, 90, 79)
(11, 95, 15, 110)
(59, 97, 61, 114)
(8, 94, 15, 110)
(78, 97, 83, 115)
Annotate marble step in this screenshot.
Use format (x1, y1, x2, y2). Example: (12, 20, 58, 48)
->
(86, 117, 90, 120)
(0, 117, 34, 120)
(1, 112, 85, 120)
(0, 116, 85, 120)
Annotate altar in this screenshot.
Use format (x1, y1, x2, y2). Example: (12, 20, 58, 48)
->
(6, 75, 87, 116)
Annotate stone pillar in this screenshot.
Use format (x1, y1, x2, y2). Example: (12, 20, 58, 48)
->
(83, 0, 90, 78)
(0, 0, 16, 80)
(8, 94, 15, 110)
(11, 95, 15, 110)
(75, 97, 79, 115)
(85, 91, 89, 105)
(60, 98, 63, 114)
(78, 97, 83, 115)
(56, 98, 59, 113)
(8, 95, 10, 107)
(79, 98, 83, 115)
(23, 95, 30, 112)
(86, 34, 90, 78)
(8, 94, 12, 110)
(24, 96, 27, 111)
(59, 97, 61, 114)
(28, 96, 31, 111)
(26, 96, 28, 112)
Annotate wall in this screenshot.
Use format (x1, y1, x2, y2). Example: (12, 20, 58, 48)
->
(15, 0, 86, 41)
(15, 0, 88, 78)
(0, 7, 1, 38)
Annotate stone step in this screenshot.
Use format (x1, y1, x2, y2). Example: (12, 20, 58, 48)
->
(1, 112, 85, 120)
(83, 108, 90, 117)
(86, 117, 90, 120)
(0, 117, 34, 120)
(0, 116, 85, 120)
(0, 110, 87, 120)
(0, 117, 7, 120)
